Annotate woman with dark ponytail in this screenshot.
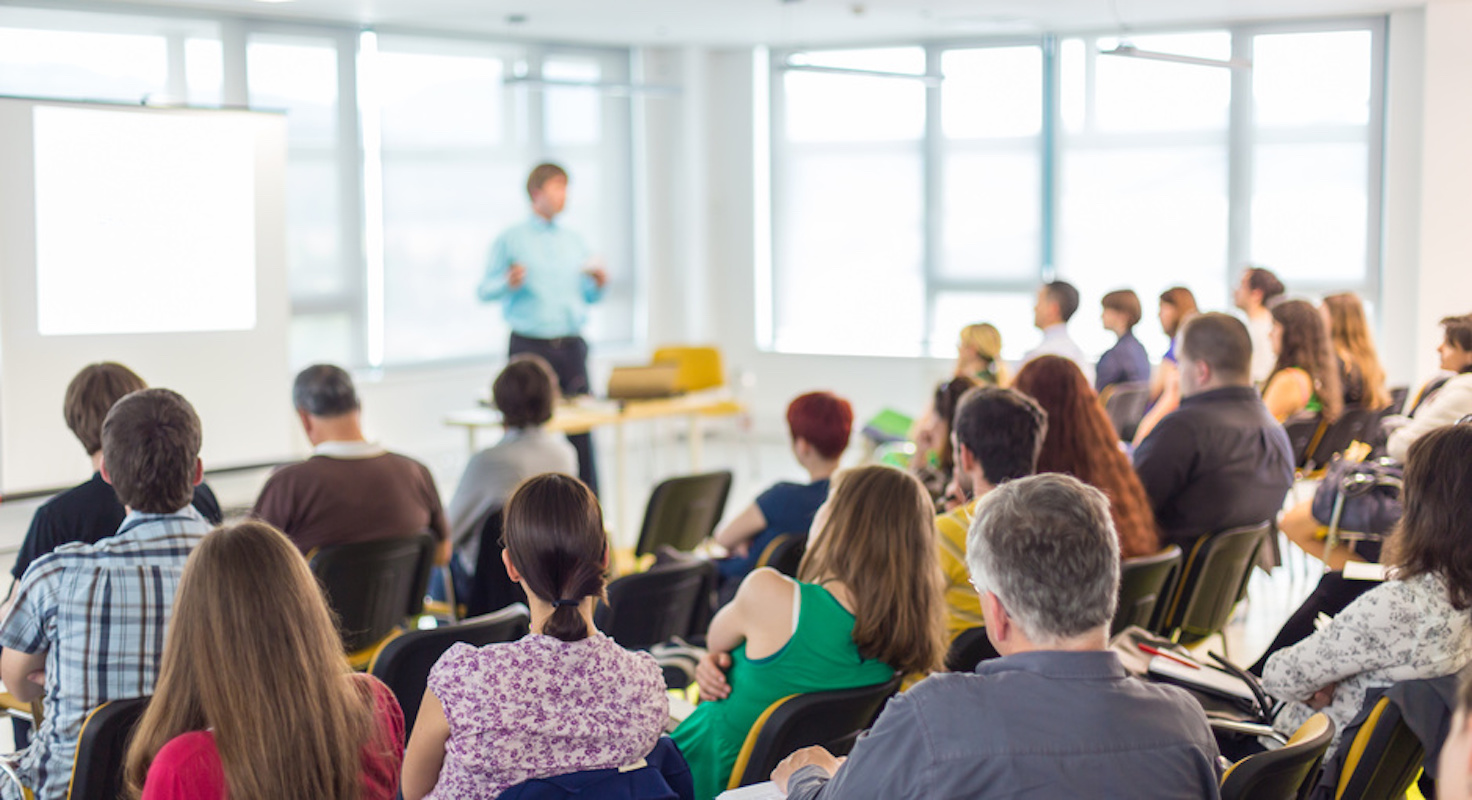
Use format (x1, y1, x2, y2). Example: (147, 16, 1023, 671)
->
(401, 474, 669, 799)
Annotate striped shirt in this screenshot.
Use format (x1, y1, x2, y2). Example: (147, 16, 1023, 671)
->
(0, 507, 208, 800)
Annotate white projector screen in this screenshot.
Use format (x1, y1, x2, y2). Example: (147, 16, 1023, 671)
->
(0, 98, 294, 495)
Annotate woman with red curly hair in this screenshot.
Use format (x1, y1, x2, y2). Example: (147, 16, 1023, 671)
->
(1013, 356, 1162, 559)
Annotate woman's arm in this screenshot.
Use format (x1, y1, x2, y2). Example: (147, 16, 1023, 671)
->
(712, 503, 768, 552)
(696, 569, 796, 701)
(401, 690, 451, 800)
(1262, 369, 1313, 423)
(1132, 362, 1179, 447)
(1261, 582, 1411, 702)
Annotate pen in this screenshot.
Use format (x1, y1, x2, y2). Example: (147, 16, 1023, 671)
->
(1139, 643, 1199, 670)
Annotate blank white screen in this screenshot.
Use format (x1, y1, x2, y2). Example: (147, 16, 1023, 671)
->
(33, 105, 257, 335)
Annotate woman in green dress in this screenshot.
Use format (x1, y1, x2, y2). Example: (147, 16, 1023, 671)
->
(671, 466, 946, 800)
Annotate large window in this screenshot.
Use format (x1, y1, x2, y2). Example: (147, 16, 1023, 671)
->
(768, 20, 1386, 361)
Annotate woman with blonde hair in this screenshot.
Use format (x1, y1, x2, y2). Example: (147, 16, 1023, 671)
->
(672, 466, 946, 800)
(126, 521, 404, 799)
(1322, 292, 1391, 410)
(956, 323, 1009, 386)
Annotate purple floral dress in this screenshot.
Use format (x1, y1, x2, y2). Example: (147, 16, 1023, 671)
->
(425, 632, 668, 799)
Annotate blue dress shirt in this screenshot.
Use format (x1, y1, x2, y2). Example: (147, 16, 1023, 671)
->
(479, 215, 604, 339)
(1096, 331, 1152, 393)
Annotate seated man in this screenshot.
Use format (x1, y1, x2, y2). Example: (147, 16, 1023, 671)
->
(10, 362, 222, 587)
(253, 364, 449, 561)
(0, 388, 212, 800)
(1132, 312, 1295, 551)
(1023, 280, 1091, 382)
(444, 355, 577, 600)
(773, 474, 1222, 800)
(935, 387, 1046, 639)
(712, 391, 851, 593)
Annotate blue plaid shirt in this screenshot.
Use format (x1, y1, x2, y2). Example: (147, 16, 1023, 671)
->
(0, 506, 208, 800)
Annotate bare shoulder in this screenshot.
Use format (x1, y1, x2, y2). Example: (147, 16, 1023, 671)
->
(735, 568, 798, 618)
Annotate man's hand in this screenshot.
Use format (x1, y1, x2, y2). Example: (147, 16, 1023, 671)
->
(507, 263, 526, 289)
(773, 746, 844, 792)
(584, 266, 608, 289)
(696, 651, 733, 701)
(1308, 683, 1337, 710)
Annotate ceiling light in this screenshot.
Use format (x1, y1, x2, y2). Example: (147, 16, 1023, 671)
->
(1099, 43, 1250, 70)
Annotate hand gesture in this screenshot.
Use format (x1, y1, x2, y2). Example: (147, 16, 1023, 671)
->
(507, 263, 526, 289)
(584, 266, 608, 289)
(696, 651, 733, 701)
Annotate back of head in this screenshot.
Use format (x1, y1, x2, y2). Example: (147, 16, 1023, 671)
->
(786, 391, 854, 461)
(1390, 424, 1472, 610)
(1012, 357, 1110, 477)
(1101, 290, 1142, 330)
(1271, 299, 1342, 419)
(526, 162, 568, 197)
(102, 389, 201, 513)
(1159, 287, 1199, 338)
(959, 323, 1003, 362)
(1178, 313, 1252, 387)
(65, 362, 147, 456)
(503, 473, 606, 642)
(952, 387, 1048, 486)
(494, 355, 559, 429)
(126, 520, 373, 799)
(800, 465, 944, 675)
(966, 473, 1120, 642)
(293, 364, 360, 418)
(1245, 267, 1286, 304)
(1046, 281, 1081, 323)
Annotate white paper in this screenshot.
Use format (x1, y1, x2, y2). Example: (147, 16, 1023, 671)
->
(1343, 560, 1389, 582)
(1147, 656, 1256, 701)
(717, 782, 785, 800)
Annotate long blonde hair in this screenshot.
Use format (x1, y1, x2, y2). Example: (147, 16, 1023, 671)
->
(798, 466, 946, 675)
(1324, 293, 1391, 410)
(126, 521, 378, 799)
(957, 323, 1010, 386)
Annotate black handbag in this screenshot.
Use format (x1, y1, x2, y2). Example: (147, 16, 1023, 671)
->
(1310, 456, 1404, 536)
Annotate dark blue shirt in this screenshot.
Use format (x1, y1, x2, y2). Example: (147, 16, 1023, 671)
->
(717, 478, 829, 580)
(1096, 331, 1152, 394)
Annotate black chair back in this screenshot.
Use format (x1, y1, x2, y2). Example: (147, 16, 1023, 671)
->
(370, 604, 531, 738)
(1304, 406, 1381, 474)
(635, 471, 733, 557)
(467, 509, 529, 618)
(1333, 697, 1424, 800)
(728, 676, 901, 789)
(1114, 545, 1183, 636)
(944, 626, 1000, 673)
(1156, 522, 1270, 645)
(1102, 380, 1152, 441)
(310, 533, 437, 652)
(1220, 713, 1333, 800)
(1284, 413, 1325, 469)
(755, 534, 807, 578)
(600, 560, 717, 649)
(67, 696, 150, 800)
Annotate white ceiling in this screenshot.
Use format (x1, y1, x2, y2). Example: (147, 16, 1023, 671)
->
(89, 0, 1425, 46)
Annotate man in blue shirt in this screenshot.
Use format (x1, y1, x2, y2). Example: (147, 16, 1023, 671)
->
(479, 163, 607, 493)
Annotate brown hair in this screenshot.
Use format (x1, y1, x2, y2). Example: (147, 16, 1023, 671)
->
(64, 362, 146, 456)
(1444, 314, 1472, 355)
(126, 521, 378, 799)
(1179, 313, 1252, 384)
(1387, 424, 1472, 610)
(1012, 357, 1161, 559)
(1159, 287, 1199, 338)
(526, 163, 568, 198)
(1101, 290, 1143, 330)
(1323, 293, 1391, 410)
(1244, 267, 1285, 303)
(931, 376, 982, 477)
(1270, 299, 1343, 422)
(494, 355, 559, 429)
(102, 389, 201, 514)
(798, 466, 945, 675)
(502, 474, 606, 642)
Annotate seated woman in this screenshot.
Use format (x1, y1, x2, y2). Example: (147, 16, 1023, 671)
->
(954, 322, 1009, 386)
(909, 376, 980, 511)
(1095, 289, 1151, 395)
(1259, 423, 1472, 755)
(1131, 286, 1197, 447)
(1013, 356, 1161, 559)
(712, 392, 851, 591)
(125, 521, 404, 799)
(402, 474, 669, 799)
(1262, 299, 1342, 424)
(1322, 292, 1391, 410)
(672, 466, 945, 800)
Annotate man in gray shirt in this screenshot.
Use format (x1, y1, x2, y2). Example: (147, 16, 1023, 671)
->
(774, 474, 1222, 800)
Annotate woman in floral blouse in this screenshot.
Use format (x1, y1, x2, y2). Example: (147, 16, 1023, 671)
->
(1261, 422, 1472, 753)
(401, 473, 669, 800)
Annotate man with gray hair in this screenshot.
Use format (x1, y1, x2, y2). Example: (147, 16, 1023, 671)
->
(252, 364, 450, 561)
(774, 474, 1221, 799)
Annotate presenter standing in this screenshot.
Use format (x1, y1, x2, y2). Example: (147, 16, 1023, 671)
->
(479, 163, 606, 495)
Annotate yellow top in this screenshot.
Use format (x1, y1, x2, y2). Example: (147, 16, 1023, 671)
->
(936, 497, 985, 640)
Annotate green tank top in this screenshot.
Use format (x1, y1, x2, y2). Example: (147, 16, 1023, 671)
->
(671, 581, 895, 800)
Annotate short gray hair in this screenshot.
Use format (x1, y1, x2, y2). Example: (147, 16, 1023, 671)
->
(292, 364, 360, 417)
(966, 474, 1120, 643)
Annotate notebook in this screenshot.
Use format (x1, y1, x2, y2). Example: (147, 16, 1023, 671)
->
(717, 782, 784, 799)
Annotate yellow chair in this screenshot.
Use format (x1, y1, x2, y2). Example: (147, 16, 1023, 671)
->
(651, 346, 725, 393)
(725, 676, 900, 790)
(1335, 696, 1424, 800)
(1219, 713, 1333, 800)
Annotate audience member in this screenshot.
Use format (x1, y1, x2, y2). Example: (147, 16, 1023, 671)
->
(126, 521, 404, 799)
(443, 355, 576, 601)
(954, 323, 1008, 386)
(673, 466, 945, 800)
(909, 376, 981, 511)
(252, 364, 450, 561)
(1132, 313, 1294, 550)
(713, 392, 852, 591)
(1259, 424, 1472, 756)
(10, 363, 221, 586)
(772, 474, 1221, 800)
(1023, 280, 1091, 381)
(1263, 298, 1342, 423)
(934, 387, 1047, 639)
(1012, 356, 1161, 559)
(1322, 293, 1391, 410)
(1234, 266, 1286, 385)
(1132, 286, 1198, 446)
(0, 389, 211, 800)
(1095, 289, 1150, 394)
(402, 474, 668, 800)
(1384, 313, 1472, 461)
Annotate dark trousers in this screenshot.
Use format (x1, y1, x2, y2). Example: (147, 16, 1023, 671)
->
(1249, 571, 1376, 676)
(509, 332, 599, 496)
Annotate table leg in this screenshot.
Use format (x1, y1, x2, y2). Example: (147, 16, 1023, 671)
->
(688, 414, 703, 471)
(616, 420, 630, 550)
